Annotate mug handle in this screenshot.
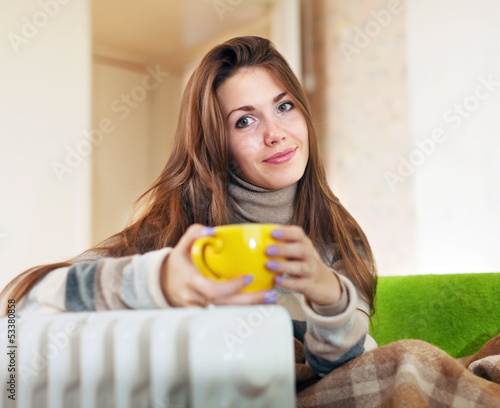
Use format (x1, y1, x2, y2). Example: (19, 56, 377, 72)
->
(191, 237, 224, 280)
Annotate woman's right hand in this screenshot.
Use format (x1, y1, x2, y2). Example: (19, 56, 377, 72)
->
(160, 224, 277, 307)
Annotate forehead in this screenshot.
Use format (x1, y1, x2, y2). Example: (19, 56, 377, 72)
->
(217, 67, 285, 108)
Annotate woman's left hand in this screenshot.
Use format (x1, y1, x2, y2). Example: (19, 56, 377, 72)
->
(265, 225, 342, 306)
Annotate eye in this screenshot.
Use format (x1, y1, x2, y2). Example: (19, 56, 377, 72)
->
(278, 102, 294, 113)
(235, 116, 255, 128)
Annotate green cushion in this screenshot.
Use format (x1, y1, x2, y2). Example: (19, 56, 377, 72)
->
(369, 273, 500, 358)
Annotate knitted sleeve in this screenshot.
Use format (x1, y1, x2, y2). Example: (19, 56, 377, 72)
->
(16, 248, 172, 316)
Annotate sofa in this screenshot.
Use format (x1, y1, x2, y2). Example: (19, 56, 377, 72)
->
(370, 273, 500, 358)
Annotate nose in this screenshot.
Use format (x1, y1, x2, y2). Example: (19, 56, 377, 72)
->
(263, 119, 285, 147)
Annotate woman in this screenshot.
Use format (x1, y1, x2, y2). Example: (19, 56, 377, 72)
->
(1, 36, 377, 377)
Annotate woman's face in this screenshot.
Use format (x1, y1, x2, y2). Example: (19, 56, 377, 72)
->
(217, 67, 309, 190)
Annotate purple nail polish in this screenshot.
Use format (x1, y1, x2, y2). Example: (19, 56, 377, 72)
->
(266, 246, 278, 256)
(201, 226, 215, 236)
(271, 229, 283, 239)
(244, 275, 254, 285)
(264, 291, 277, 304)
(266, 260, 279, 270)
(275, 276, 283, 284)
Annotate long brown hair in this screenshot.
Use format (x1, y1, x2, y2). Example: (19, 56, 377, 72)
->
(1, 36, 377, 314)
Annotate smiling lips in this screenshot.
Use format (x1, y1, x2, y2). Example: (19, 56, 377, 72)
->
(263, 147, 297, 164)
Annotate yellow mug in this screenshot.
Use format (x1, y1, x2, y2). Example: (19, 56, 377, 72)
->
(191, 223, 283, 292)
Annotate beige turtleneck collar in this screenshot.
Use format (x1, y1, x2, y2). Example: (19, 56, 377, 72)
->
(226, 170, 298, 225)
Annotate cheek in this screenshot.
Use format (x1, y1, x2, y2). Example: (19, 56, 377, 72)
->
(298, 118, 309, 142)
(229, 138, 243, 161)
(230, 136, 258, 160)
(298, 123, 309, 155)
(285, 113, 308, 140)
(228, 139, 252, 173)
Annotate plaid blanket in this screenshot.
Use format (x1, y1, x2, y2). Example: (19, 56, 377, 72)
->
(295, 332, 500, 408)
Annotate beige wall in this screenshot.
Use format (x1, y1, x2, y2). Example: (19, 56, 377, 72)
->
(304, 0, 500, 275)
(0, 0, 92, 291)
(407, 0, 500, 274)
(305, 0, 414, 275)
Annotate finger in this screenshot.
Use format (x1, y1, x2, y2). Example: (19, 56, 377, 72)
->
(183, 279, 228, 308)
(265, 242, 307, 260)
(273, 274, 304, 292)
(169, 284, 213, 308)
(266, 259, 309, 278)
(216, 288, 278, 306)
(191, 273, 255, 300)
(270, 225, 306, 242)
(177, 223, 214, 254)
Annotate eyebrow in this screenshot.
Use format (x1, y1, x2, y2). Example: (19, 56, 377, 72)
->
(226, 91, 288, 120)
